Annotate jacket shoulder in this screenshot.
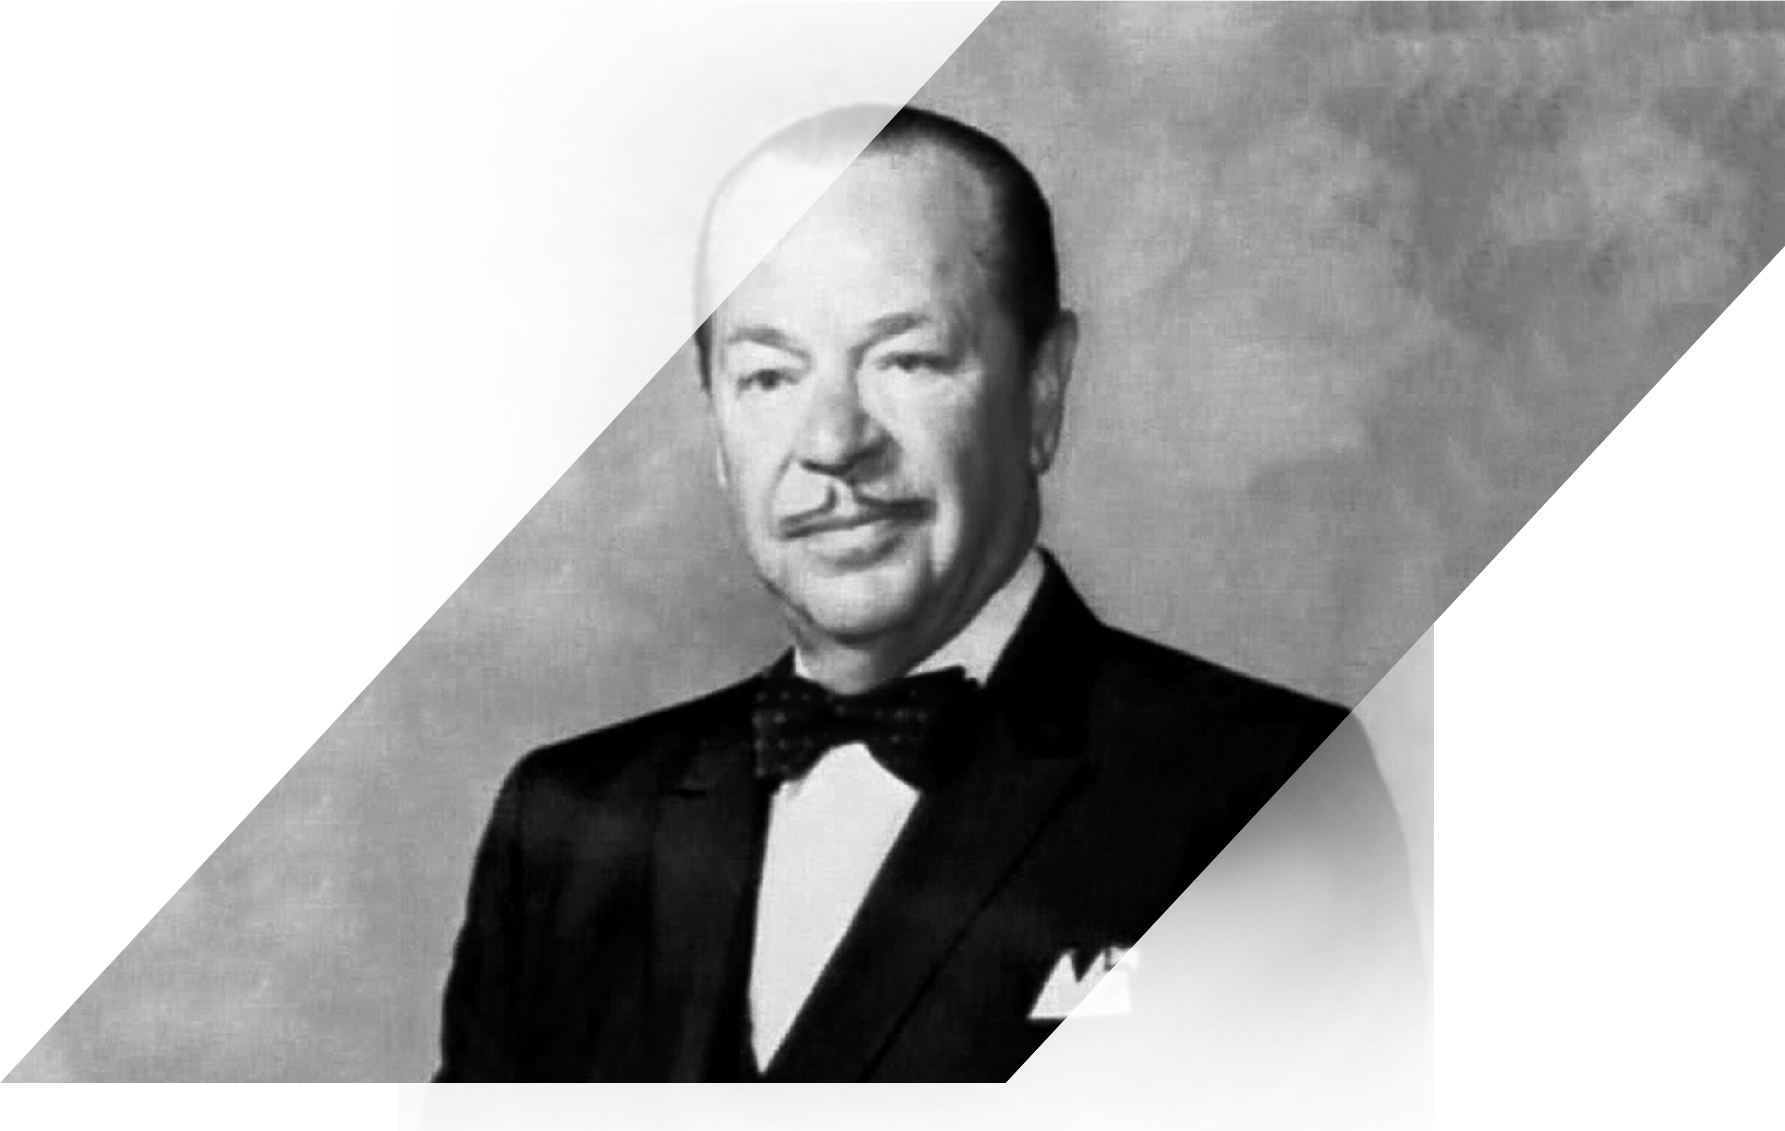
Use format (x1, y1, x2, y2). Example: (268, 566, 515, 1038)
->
(1094, 624, 1349, 733)
(499, 673, 760, 809)
(1078, 620, 1385, 831)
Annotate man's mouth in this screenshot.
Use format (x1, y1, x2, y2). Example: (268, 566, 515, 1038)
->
(779, 497, 931, 540)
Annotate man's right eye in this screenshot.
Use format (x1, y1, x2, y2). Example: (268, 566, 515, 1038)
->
(738, 368, 794, 392)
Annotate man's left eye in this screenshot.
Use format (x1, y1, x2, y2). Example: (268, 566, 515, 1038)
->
(884, 353, 947, 373)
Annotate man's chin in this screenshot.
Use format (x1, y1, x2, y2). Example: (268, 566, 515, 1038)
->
(784, 571, 926, 648)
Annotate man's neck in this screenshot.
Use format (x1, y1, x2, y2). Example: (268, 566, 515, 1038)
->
(793, 547, 1046, 693)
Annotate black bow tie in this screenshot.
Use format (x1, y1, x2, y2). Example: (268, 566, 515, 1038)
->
(751, 666, 981, 792)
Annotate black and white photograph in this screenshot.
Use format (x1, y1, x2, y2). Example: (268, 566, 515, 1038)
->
(5, 2, 1783, 1127)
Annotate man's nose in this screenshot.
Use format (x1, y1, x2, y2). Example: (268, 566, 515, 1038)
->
(795, 370, 889, 481)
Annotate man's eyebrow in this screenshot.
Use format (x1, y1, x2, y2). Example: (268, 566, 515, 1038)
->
(861, 312, 936, 344)
(720, 325, 809, 358)
(719, 313, 951, 366)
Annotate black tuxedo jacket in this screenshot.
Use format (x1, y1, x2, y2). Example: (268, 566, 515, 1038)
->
(437, 557, 1357, 1081)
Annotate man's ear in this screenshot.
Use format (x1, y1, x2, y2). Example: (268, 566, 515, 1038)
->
(713, 438, 731, 492)
(1027, 310, 1079, 477)
(700, 380, 731, 493)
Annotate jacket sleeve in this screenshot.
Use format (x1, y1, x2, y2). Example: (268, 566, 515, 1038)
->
(434, 766, 529, 1081)
(1163, 699, 1428, 1120)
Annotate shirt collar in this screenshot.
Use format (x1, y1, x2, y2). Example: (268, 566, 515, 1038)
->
(793, 547, 1046, 688)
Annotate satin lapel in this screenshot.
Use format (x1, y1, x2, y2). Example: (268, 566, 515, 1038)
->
(761, 710, 1087, 1081)
(648, 727, 767, 1080)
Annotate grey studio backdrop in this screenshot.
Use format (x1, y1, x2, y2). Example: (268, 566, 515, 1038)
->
(13, 3, 1784, 1082)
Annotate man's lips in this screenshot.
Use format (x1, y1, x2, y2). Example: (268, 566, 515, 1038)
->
(778, 498, 931, 539)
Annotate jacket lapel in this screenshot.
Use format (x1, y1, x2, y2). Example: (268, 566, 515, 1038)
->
(761, 556, 1106, 1080)
(648, 711, 767, 1080)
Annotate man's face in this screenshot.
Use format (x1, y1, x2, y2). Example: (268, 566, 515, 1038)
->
(702, 147, 1068, 665)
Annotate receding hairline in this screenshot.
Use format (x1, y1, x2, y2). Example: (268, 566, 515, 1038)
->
(694, 104, 1062, 384)
(696, 121, 1002, 312)
(703, 142, 1021, 356)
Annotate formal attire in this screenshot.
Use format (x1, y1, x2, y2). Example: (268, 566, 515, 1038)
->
(749, 548, 1045, 1067)
(436, 550, 1364, 1081)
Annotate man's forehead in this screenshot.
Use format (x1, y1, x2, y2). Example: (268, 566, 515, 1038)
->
(700, 143, 995, 319)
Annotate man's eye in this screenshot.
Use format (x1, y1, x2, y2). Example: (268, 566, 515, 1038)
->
(884, 353, 947, 374)
(738, 368, 794, 392)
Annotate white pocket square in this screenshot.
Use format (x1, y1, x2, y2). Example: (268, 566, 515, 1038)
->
(1027, 944, 1138, 1020)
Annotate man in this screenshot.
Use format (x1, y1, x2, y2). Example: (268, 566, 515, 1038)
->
(436, 105, 1384, 1082)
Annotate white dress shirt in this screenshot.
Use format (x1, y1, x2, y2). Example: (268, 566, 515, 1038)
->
(748, 548, 1047, 1068)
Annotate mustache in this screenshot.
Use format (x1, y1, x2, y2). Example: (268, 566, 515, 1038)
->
(777, 493, 933, 538)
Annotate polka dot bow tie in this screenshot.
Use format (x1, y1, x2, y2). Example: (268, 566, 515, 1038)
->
(751, 666, 980, 792)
